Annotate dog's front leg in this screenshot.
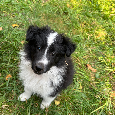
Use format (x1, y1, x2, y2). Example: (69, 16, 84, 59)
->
(40, 96, 56, 109)
(18, 87, 32, 101)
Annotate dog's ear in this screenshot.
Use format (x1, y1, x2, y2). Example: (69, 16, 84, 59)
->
(26, 25, 40, 41)
(62, 36, 76, 57)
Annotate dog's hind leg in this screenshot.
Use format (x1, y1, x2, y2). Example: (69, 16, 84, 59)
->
(40, 96, 56, 109)
(18, 87, 32, 101)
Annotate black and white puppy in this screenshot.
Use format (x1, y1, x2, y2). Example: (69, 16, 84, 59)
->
(18, 26, 76, 109)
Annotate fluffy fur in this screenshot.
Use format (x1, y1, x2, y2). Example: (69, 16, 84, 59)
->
(18, 25, 76, 109)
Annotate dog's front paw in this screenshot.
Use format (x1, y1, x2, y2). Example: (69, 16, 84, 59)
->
(40, 96, 56, 109)
(40, 101, 51, 109)
(18, 92, 31, 101)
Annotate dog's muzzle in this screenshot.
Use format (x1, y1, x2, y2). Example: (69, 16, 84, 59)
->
(33, 63, 47, 74)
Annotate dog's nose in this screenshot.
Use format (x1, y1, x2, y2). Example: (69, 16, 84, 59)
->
(35, 63, 44, 74)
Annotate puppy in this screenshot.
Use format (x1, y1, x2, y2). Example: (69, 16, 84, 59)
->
(18, 25, 76, 109)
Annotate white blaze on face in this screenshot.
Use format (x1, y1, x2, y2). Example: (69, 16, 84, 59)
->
(47, 32, 58, 47)
(38, 32, 58, 65)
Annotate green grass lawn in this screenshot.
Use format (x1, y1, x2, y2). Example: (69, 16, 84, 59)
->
(0, 0, 115, 114)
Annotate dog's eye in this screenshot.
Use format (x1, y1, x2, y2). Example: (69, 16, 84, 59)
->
(37, 46, 41, 50)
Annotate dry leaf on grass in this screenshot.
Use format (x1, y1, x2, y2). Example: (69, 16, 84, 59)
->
(55, 100, 60, 105)
(12, 24, 19, 28)
(6, 74, 12, 80)
(87, 64, 97, 72)
(2, 105, 9, 108)
(110, 91, 115, 98)
(21, 40, 25, 44)
(0, 27, 2, 31)
(67, 4, 70, 8)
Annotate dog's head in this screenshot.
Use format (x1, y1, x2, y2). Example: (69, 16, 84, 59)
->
(24, 25, 76, 74)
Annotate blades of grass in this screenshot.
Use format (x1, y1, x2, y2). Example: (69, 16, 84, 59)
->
(90, 102, 106, 114)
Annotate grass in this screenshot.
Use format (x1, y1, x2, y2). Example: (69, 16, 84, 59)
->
(0, 0, 115, 114)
